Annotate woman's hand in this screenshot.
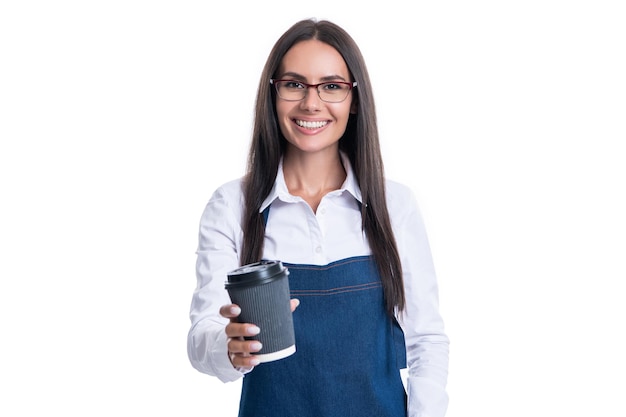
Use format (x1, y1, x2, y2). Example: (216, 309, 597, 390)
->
(220, 299, 299, 368)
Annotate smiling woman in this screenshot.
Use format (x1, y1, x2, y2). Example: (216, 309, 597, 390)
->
(3, 1, 624, 417)
(187, 18, 449, 417)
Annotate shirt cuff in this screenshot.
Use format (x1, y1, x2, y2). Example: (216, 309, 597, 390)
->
(406, 376, 449, 417)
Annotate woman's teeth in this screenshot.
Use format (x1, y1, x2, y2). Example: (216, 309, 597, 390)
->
(295, 120, 328, 129)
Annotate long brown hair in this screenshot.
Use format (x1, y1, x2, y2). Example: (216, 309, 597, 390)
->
(241, 19, 405, 316)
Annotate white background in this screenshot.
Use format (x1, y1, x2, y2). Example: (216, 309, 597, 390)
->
(1, 1, 625, 416)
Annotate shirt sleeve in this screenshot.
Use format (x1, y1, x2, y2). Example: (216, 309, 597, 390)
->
(187, 184, 246, 382)
(390, 183, 450, 417)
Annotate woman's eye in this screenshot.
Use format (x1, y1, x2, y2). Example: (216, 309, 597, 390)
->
(323, 83, 344, 90)
(284, 81, 304, 89)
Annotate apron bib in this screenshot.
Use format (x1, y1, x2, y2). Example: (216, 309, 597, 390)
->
(237, 255, 407, 417)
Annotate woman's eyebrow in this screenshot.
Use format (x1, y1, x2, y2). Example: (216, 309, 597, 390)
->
(278, 71, 306, 80)
(278, 71, 349, 82)
(319, 75, 349, 82)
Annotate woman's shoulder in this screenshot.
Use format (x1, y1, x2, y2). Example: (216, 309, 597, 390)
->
(384, 179, 430, 236)
(212, 177, 245, 199)
(384, 178, 425, 218)
(385, 178, 416, 205)
(203, 177, 246, 212)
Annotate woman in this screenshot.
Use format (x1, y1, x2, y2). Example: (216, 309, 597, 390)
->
(188, 18, 449, 417)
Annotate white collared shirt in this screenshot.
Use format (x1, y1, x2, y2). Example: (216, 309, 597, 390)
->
(188, 153, 449, 417)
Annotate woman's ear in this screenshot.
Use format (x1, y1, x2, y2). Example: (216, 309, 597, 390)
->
(350, 99, 358, 114)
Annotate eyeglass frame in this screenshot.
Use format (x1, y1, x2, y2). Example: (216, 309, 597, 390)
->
(270, 79, 358, 103)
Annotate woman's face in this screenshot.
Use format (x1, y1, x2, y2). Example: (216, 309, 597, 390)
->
(275, 40, 355, 155)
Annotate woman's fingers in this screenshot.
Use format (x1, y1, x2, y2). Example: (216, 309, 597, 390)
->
(226, 327, 263, 367)
(219, 304, 241, 319)
(221, 304, 261, 337)
(220, 303, 262, 366)
(220, 300, 299, 367)
(225, 322, 260, 338)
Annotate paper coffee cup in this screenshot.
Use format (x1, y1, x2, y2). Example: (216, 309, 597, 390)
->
(225, 260, 296, 363)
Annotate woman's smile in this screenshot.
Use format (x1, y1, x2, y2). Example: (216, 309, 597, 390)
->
(294, 119, 330, 130)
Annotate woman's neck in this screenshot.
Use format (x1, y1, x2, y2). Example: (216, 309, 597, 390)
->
(282, 148, 346, 213)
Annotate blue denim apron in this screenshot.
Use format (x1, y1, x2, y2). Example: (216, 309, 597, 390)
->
(237, 254, 407, 417)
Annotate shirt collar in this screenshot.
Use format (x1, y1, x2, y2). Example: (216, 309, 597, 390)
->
(259, 151, 363, 212)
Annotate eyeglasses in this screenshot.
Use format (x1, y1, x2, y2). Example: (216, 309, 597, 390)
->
(270, 79, 357, 103)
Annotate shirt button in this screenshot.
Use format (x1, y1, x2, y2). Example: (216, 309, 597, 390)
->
(315, 246, 322, 253)
(319, 208, 326, 215)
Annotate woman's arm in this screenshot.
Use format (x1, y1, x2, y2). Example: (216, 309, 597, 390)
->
(389, 181, 450, 417)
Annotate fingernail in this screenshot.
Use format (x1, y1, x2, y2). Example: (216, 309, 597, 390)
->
(250, 358, 260, 366)
(247, 326, 260, 335)
(251, 342, 263, 351)
(230, 306, 241, 315)
(293, 298, 300, 307)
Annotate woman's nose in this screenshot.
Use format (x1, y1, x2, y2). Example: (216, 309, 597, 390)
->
(299, 86, 322, 111)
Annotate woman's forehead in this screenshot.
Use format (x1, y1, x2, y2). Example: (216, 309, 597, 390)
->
(278, 40, 349, 80)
